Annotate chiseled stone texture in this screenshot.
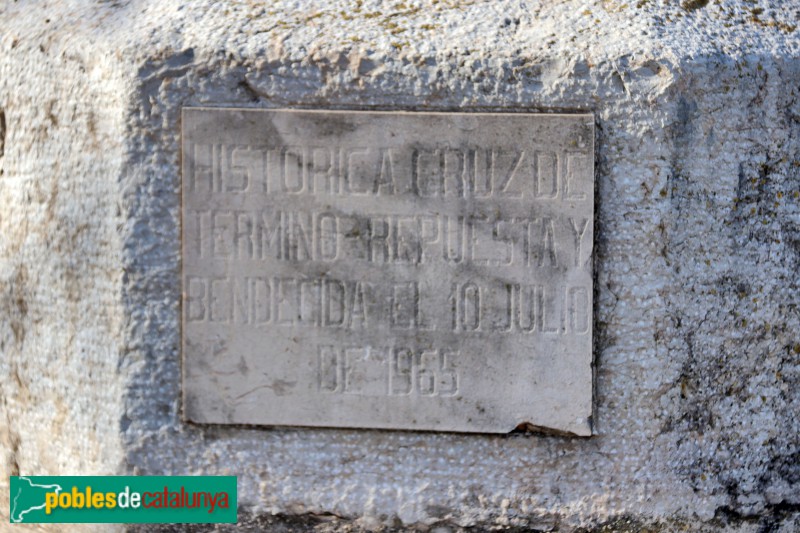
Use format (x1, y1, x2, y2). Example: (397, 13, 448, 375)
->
(1, 0, 800, 531)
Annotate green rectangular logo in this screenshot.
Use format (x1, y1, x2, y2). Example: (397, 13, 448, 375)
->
(9, 476, 237, 524)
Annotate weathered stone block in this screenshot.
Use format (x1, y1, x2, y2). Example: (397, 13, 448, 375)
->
(2, 1, 800, 531)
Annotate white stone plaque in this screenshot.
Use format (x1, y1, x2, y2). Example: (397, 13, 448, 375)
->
(181, 108, 594, 435)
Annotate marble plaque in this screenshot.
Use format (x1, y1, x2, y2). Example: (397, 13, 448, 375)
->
(181, 108, 594, 435)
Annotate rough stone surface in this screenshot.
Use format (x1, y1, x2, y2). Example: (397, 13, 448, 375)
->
(2, 0, 800, 531)
(181, 108, 594, 435)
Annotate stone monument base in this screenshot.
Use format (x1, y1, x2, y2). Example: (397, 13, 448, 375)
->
(2, 1, 800, 531)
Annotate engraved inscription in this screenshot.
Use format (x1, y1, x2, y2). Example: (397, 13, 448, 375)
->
(182, 109, 594, 435)
(185, 208, 590, 268)
(317, 345, 459, 397)
(188, 143, 583, 200)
